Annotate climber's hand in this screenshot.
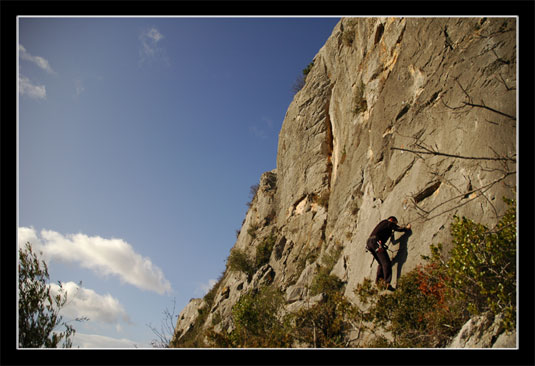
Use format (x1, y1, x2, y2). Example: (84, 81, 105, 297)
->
(406, 224, 411, 230)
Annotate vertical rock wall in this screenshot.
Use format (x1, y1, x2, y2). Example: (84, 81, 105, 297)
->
(171, 17, 517, 348)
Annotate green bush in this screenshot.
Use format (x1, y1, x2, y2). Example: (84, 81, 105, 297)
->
(246, 184, 259, 208)
(355, 267, 467, 348)
(310, 271, 344, 297)
(207, 285, 292, 347)
(302, 61, 314, 76)
(207, 284, 356, 348)
(227, 249, 255, 281)
(353, 80, 367, 114)
(310, 244, 344, 296)
(255, 234, 276, 269)
(342, 19, 358, 46)
(291, 291, 356, 348)
(431, 197, 516, 331)
(247, 222, 260, 239)
(292, 61, 314, 94)
(226, 235, 277, 282)
(202, 271, 225, 309)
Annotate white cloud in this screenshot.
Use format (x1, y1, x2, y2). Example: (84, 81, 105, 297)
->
(48, 282, 131, 325)
(139, 27, 168, 65)
(71, 333, 143, 348)
(18, 226, 43, 248)
(19, 44, 55, 74)
(19, 75, 46, 99)
(18, 227, 172, 295)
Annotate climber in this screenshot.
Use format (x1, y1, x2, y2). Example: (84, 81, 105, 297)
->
(366, 216, 411, 291)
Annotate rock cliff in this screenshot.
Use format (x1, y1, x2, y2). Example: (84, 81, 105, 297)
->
(171, 17, 516, 348)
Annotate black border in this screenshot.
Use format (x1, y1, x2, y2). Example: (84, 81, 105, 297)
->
(2, 1, 534, 365)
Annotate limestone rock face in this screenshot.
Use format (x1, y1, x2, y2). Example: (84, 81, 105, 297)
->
(448, 312, 516, 348)
(171, 17, 516, 348)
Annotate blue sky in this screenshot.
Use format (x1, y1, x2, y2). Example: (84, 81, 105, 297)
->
(17, 16, 340, 348)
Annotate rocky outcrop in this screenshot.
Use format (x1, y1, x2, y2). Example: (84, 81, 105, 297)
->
(448, 312, 516, 348)
(171, 17, 516, 348)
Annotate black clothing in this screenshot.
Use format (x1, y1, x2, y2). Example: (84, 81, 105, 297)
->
(367, 236, 393, 285)
(366, 219, 409, 286)
(368, 219, 408, 248)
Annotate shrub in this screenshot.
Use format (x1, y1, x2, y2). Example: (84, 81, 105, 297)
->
(207, 284, 356, 348)
(342, 19, 358, 46)
(292, 75, 306, 94)
(203, 271, 225, 309)
(207, 285, 292, 347)
(353, 80, 367, 114)
(322, 243, 343, 270)
(292, 61, 314, 94)
(247, 222, 260, 239)
(309, 271, 345, 297)
(263, 171, 277, 192)
(430, 197, 516, 331)
(246, 184, 259, 208)
(289, 245, 320, 287)
(291, 291, 356, 347)
(310, 244, 344, 296)
(302, 61, 314, 76)
(227, 249, 255, 281)
(255, 234, 276, 269)
(342, 28, 355, 46)
(355, 267, 467, 348)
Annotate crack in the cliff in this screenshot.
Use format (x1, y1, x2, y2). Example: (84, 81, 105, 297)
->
(318, 86, 336, 244)
(443, 25, 454, 50)
(395, 21, 406, 46)
(395, 104, 411, 121)
(324, 87, 335, 191)
(413, 181, 442, 203)
(374, 23, 385, 46)
(393, 159, 415, 187)
(414, 90, 443, 118)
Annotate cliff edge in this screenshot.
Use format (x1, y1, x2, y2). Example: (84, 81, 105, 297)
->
(171, 17, 516, 348)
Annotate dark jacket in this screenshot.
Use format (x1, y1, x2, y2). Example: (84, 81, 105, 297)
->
(368, 219, 409, 246)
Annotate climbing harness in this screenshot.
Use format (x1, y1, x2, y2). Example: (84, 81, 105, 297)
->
(366, 237, 383, 267)
(366, 239, 398, 267)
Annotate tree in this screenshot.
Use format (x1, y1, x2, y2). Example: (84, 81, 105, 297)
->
(18, 242, 83, 348)
(147, 298, 179, 348)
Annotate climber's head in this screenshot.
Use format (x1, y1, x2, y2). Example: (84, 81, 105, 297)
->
(387, 216, 398, 224)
